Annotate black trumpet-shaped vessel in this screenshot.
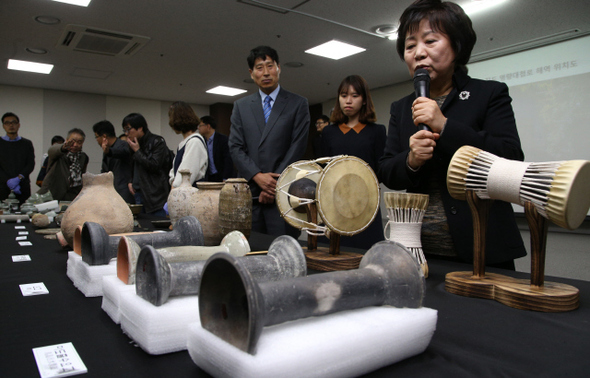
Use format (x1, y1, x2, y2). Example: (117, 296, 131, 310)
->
(136, 235, 307, 306)
(199, 240, 425, 354)
(81, 216, 204, 265)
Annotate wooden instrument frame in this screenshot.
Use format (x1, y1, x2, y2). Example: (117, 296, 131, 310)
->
(445, 190, 579, 312)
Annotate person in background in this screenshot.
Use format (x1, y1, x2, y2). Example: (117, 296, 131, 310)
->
(198, 115, 234, 182)
(123, 113, 171, 217)
(229, 45, 310, 237)
(92, 120, 134, 203)
(312, 115, 329, 159)
(38, 128, 88, 201)
(168, 101, 208, 188)
(36, 135, 65, 187)
(0, 112, 35, 204)
(377, 0, 526, 269)
(321, 75, 386, 249)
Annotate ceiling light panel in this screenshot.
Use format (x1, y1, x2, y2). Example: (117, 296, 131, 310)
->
(51, 0, 92, 7)
(206, 86, 247, 96)
(8, 59, 54, 74)
(305, 40, 366, 60)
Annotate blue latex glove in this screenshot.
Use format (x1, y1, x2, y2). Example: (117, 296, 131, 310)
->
(163, 202, 169, 215)
(13, 185, 21, 195)
(7, 176, 21, 190)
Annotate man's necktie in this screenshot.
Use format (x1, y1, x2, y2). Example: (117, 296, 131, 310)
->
(263, 96, 272, 124)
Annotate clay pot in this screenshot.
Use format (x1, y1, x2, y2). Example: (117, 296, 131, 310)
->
(60, 172, 134, 246)
(194, 182, 224, 245)
(167, 169, 198, 228)
(219, 178, 252, 239)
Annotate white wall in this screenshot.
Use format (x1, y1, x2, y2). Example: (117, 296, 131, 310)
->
(0, 84, 207, 193)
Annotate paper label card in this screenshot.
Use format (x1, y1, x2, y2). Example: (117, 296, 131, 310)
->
(32, 342, 88, 378)
(12, 254, 32, 262)
(15, 225, 26, 229)
(20, 282, 49, 296)
(19, 241, 33, 246)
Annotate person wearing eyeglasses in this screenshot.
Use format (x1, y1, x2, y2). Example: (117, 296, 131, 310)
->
(0, 112, 35, 204)
(312, 115, 329, 159)
(38, 128, 89, 201)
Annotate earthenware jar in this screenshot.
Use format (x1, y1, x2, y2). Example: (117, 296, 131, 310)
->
(219, 178, 252, 239)
(60, 172, 133, 246)
(167, 169, 198, 228)
(194, 182, 224, 245)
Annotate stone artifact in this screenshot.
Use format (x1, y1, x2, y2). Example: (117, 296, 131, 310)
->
(60, 172, 133, 246)
(117, 230, 250, 285)
(31, 213, 50, 228)
(167, 169, 198, 228)
(80, 215, 204, 265)
(219, 178, 252, 239)
(199, 240, 425, 354)
(136, 235, 307, 306)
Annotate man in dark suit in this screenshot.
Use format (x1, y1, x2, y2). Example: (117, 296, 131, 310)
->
(198, 115, 234, 182)
(229, 45, 310, 236)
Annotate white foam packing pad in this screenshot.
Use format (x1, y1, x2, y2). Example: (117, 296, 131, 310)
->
(119, 291, 199, 355)
(101, 275, 136, 324)
(188, 306, 438, 378)
(67, 253, 117, 297)
(66, 252, 82, 283)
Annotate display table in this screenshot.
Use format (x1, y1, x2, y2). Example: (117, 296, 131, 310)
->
(1, 220, 589, 377)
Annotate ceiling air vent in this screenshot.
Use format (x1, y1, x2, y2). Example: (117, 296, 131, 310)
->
(57, 24, 150, 57)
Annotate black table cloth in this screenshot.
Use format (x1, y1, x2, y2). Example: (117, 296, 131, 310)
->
(1, 220, 588, 377)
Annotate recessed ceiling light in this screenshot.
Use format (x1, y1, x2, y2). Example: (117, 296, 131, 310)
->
(305, 40, 366, 60)
(26, 47, 48, 55)
(34, 15, 61, 25)
(385, 0, 510, 41)
(206, 86, 247, 96)
(8, 59, 54, 74)
(50, 0, 92, 6)
(462, 0, 509, 15)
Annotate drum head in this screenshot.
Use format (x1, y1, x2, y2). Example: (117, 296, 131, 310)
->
(317, 156, 380, 236)
(276, 161, 323, 229)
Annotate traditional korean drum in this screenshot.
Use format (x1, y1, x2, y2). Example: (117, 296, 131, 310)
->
(447, 145, 590, 230)
(276, 155, 380, 237)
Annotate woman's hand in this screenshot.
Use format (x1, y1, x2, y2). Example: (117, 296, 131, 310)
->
(408, 130, 440, 170)
(412, 97, 447, 134)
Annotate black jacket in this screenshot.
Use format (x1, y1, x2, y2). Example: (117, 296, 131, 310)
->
(132, 131, 171, 213)
(378, 69, 526, 264)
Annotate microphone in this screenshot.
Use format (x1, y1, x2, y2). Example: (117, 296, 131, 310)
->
(413, 68, 431, 132)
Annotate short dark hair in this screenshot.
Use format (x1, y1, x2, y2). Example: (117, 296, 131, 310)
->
(51, 135, 65, 144)
(67, 128, 86, 140)
(317, 115, 329, 123)
(122, 113, 149, 132)
(2, 112, 19, 124)
(247, 46, 279, 69)
(200, 115, 217, 130)
(330, 75, 377, 125)
(396, 0, 476, 73)
(168, 101, 200, 133)
(92, 120, 116, 138)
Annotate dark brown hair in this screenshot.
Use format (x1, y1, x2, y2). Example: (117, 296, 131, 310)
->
(330, 75, 377, 125)
(168, 101, 200, 133)
(396, 0, 476, 73)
